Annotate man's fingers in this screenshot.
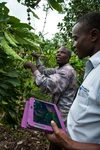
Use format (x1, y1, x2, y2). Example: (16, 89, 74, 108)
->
(51, 120, 59, 133)
(31, 52, 40, 58)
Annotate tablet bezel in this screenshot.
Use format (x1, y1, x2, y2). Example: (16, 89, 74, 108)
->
(21, 100, 29, 128)
(27, 97, 66, 133)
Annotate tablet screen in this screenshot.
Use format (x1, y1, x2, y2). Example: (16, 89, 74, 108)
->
(34, 99, 62, 128)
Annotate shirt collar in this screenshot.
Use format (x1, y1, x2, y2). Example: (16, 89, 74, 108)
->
(84, 51, 100, 79)
(89, 50, 100, 68)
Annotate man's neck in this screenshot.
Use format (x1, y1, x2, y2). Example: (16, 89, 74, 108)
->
(59, 63, 67, 68)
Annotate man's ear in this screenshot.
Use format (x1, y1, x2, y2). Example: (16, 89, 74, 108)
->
(90, 28, 99, 42)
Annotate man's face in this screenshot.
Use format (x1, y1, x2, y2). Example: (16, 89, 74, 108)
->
(56, 47, 70, 65)
(72, 23, 93, 59)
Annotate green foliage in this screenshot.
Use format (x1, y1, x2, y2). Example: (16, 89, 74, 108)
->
(17, 0, 63, 12)
(58, 0, 100, 41)
(48, 0, 63, 12)
(1, 39, 22, 60)
(0, 2, 44, 126)
(28, 7, 40, 19)
(16, 0, 64, 25)
(70, 53, 86, 86)
(0, 50, 21, 127)
(57, 0, 100, 84)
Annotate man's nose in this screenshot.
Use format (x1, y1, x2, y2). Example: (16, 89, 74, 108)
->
(73, 41, 77, 48)
(73, 41, 77, 49)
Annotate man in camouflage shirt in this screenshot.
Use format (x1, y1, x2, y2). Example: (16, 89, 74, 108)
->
(24, 46, 77, 150)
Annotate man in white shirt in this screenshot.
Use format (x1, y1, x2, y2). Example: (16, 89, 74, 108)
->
(47, 12, 100, 150)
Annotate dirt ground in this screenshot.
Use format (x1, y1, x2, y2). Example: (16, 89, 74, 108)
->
(0, 125, 50, 150)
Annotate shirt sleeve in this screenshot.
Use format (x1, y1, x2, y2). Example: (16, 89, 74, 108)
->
(36, 58, 56, 76)
(33, 69, 71, 94)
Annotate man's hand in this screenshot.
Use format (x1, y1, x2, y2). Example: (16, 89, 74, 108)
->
(24, 62, 37, 73)
(47, 121, 100, 150)
(47, 121, 73, 149)
(24, 62, 33, 69)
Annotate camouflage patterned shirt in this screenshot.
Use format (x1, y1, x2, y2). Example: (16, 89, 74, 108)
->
(33, 59, 77, 126)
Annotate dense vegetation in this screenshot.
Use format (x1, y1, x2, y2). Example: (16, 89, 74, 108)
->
(0, 0, 100, 127)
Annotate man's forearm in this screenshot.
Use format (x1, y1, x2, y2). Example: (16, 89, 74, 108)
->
(30, 65, 37, 73)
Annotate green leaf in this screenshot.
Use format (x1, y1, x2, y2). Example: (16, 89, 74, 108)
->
(4, 5, 9, 15)
(14, 28, 32, 39)
(0, 14, 9, 22)
(2, 100, 8, 105)
(0, 83, 8, 89)
(11, 23, 34, 30)
(31, 33, 44, 44)
(7, 16, 20, 24)
(24, 37, 39, 48)
(0, 89, 10, 96)
(6, 71, 18, 78)
(30, 9, 40, 19)
(49, 0, 63, 12)
(3, 112, 17, 124)
(0, 2, 9, 15)
(57, 0, 64, 3)
(0, 36, 4, 41)
(0, 69, 6, 74)
(5, 78, 20, 87)
(0, 32, 4, 41)
(0, 2, 7, 8)
(17, 0, 21, 2)
(1, 39, 23, 61)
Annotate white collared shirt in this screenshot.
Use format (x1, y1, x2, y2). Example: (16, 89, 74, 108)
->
(67, 51, 100, 144)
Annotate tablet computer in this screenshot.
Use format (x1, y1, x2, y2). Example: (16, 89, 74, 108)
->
(21, 97, 66, 133)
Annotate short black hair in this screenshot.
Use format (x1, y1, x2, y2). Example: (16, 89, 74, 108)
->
(77, 12, 100, 31)
(61, 46, 71, 58)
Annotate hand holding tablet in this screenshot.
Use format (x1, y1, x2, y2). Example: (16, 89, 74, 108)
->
(21, 97, 66, 133)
